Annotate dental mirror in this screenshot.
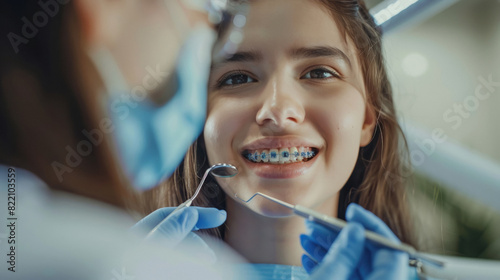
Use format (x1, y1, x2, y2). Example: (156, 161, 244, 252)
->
(146, 163, 238, 239)
(190, 163, 238, 202)
(209, 163, 239, 177)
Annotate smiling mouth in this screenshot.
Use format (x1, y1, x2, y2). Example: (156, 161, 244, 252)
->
(242, 146, 319, 164)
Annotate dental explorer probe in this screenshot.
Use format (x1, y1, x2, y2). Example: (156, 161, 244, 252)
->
(146, 163, 238, 239)
(236, 192, 445, 268)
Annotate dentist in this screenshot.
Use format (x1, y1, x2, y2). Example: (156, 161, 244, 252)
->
(0, 0, 238, 279)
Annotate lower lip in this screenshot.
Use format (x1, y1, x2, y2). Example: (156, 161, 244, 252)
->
(242, 155, 318, 179)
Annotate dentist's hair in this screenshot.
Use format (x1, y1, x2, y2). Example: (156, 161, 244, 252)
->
(0, 1, 130, 207)
(137, 0, 417, 247)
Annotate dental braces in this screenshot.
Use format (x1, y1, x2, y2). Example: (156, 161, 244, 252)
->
(245, 148, 316, 163)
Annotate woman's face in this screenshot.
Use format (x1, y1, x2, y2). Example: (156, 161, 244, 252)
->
(204, 0, 375, 216)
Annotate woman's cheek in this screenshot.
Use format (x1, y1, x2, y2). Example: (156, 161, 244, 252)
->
(317, 94, 365, 139)
(312, 100, 365, 172)
(204, 101, 247, 162)
(204, 114, 228, 162)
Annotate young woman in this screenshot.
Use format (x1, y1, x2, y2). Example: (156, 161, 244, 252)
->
(139, 0, 418, 278)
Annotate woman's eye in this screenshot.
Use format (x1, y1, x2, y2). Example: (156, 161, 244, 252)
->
(301, 68, 339, 79)
(219, 73, 256, 87)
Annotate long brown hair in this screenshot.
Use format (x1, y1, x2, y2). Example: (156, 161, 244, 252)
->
(315, 0, 416, 246)
(0, 2, 131, 207)
(137, 0, 417, 247)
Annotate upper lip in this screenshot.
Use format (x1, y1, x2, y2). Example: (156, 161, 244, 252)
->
(240, 137, 321, 152)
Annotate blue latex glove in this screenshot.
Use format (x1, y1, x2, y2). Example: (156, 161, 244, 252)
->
(300, 203, 408, 280)
(131, 206, 226, 263)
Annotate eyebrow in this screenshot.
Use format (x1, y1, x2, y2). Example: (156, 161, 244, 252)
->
(211, 51, 263, 70)
(225, 51, 263, 62)
(289, 46, 352, 68)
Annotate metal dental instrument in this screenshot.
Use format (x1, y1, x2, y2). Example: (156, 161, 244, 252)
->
(236, 192, 445, 269)
(146, 163, 238, 238)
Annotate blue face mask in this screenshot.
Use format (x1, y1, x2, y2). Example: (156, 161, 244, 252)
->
(89, 27, 216, 191)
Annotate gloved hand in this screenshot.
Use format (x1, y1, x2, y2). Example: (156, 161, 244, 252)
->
(300, 203, 408, 280)
(131, 206, 226, 263)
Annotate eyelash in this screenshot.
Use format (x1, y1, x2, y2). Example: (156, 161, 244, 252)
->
(300, 66, 340, 80)
(215, 66, 341, 89)
(215, 70, 257, 89)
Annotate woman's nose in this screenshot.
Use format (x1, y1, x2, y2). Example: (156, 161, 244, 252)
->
(256, 80, 305, 130)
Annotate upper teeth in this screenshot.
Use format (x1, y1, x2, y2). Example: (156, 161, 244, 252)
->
(244, 147, 316, 164)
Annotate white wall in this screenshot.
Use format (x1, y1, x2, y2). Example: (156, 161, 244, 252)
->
(384, 0, 500, 163)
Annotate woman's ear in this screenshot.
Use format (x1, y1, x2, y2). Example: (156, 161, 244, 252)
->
(360, 104, 377, 147)
(74, 0, 127, 49)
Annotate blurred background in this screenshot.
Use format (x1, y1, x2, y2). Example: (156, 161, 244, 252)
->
(365, 0, 500, 260)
